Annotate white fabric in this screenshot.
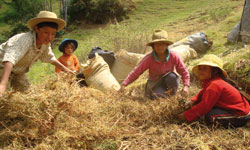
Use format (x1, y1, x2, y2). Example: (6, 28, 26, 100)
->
(0, 32, 57, 74)
(82, 53, 120, 92)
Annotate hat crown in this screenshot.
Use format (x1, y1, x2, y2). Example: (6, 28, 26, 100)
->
(27, 11, 66, 31)
(192, 54, 228, 78)
(59, 38, 78, 52)
(152, 30, 169, 41)
(200, 54, 223, 68)
(36, 11, 58, 19)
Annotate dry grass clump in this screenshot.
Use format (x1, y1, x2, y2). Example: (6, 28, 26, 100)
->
(0, 75, 250, 149)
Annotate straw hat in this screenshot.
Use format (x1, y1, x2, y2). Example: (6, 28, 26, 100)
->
(59, 38, 78, 52)
(147, 30, 174, 46)
(192, 54, 227, 78)
(27, 11, 66, 31)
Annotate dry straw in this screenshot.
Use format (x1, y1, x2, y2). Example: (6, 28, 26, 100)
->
(0, 74, 249, 149)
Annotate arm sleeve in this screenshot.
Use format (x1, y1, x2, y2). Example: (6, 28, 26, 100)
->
(74, 55, 80, 72)
(122, 56, 149, 86)
(2, 33, 32, 65)
(173, 53, 190, 86)
(39, 46, 57, 63)
(184, 84, 221, 122)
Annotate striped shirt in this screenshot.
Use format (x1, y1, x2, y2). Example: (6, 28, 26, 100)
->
(0, 31, 57, 74)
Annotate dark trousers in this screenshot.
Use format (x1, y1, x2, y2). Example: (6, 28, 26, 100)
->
(146, 72, 180, 99)
(205, 107, 250, 128)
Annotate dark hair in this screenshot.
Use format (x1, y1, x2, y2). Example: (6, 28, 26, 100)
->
(62, 42, 76, 53)
(211, 67, 225, 79)
(211, 67, 241, 90)
(36, 22, 58, 30)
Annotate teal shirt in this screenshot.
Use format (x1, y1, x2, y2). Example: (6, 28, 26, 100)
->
(153, 48, 170, 62)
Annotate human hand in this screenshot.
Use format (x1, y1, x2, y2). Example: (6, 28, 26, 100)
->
(118, 85, 125, 93)
(181, 85, 189, 97)
(184, 100, 194, 109)
(177, 113, 186, 121)
(0, 84, 7, 97)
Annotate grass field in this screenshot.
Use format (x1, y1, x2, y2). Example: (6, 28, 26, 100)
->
(22, 0, 244, 83)
(0, 0, 250, 149)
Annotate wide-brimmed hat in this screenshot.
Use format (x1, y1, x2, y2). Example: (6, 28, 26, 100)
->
(27, 11, 66, 31)
(192, 54, 227, 78)
(147, 30, 174, 46)
(59, 38, 78, 52)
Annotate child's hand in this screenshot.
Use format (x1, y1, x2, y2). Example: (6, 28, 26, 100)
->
(0, 84, 6, 97)
(184, 100, 194, 109)
(65, 68, 76, 75)
(178, 113, 186, 121)
(181, 85, 189, 97)
(118, 85, 125, 93)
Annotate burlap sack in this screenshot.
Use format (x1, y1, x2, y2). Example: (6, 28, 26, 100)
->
(81, 53, 120, 92)
(111, 49, 145, 83)
(170, 32, 212, 54)
(169, 45, 197, 62)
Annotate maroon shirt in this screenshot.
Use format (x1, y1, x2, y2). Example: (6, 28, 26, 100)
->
(184, 77, 250, 122)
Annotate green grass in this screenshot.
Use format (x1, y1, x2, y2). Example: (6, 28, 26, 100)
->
(0, 0, 245, 83)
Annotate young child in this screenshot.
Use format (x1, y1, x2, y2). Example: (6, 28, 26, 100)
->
(55, 38, 80, 73)
(120, 29, 190, 99)
(178, 54, 250, 128)
(0, 11, 74, 96)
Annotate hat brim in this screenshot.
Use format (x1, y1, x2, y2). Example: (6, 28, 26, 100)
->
(147, 39, 173, 46)
(59, 39, 78, 52)
(192, 61, 228, 78)
(27, 18, 66, 31)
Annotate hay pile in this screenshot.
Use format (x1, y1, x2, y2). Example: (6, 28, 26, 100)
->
(0, 75, 250, 150)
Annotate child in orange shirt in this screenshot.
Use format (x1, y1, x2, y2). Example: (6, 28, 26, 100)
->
(55, 38, 80, 73)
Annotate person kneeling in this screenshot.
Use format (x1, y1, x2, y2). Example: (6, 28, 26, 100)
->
(178, 54, 250, 128)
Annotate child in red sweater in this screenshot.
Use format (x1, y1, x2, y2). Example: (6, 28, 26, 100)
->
(178, 54, 250, 128)
(55, 38, 80, 73)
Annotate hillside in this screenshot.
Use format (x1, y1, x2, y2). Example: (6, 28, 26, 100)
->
(0, 0, 250, 149)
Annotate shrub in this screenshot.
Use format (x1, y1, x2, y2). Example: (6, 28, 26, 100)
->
(0, 0, 44, 41)
(67, 0, 136, 24)
(2, 0, 43, 24)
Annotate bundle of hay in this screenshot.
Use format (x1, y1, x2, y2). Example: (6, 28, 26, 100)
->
(111, 49, 145, 83)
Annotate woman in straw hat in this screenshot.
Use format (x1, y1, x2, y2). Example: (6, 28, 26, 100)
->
(0, 11, 75, 96)
(120, 29, 190, 99)
(178, 54, 250, 128)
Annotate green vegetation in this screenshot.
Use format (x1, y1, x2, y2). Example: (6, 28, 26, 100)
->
(25, 0, 245, 84)
(68, 0, 135, 24)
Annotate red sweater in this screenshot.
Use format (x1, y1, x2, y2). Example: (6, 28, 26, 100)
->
(184, 77, 250, 122)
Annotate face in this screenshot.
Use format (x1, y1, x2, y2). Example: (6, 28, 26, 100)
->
(64, 44, 74, 55)
(34, 26, 57, 45)
(197, 65, 212, 80)
(153, 42, 168, 55)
